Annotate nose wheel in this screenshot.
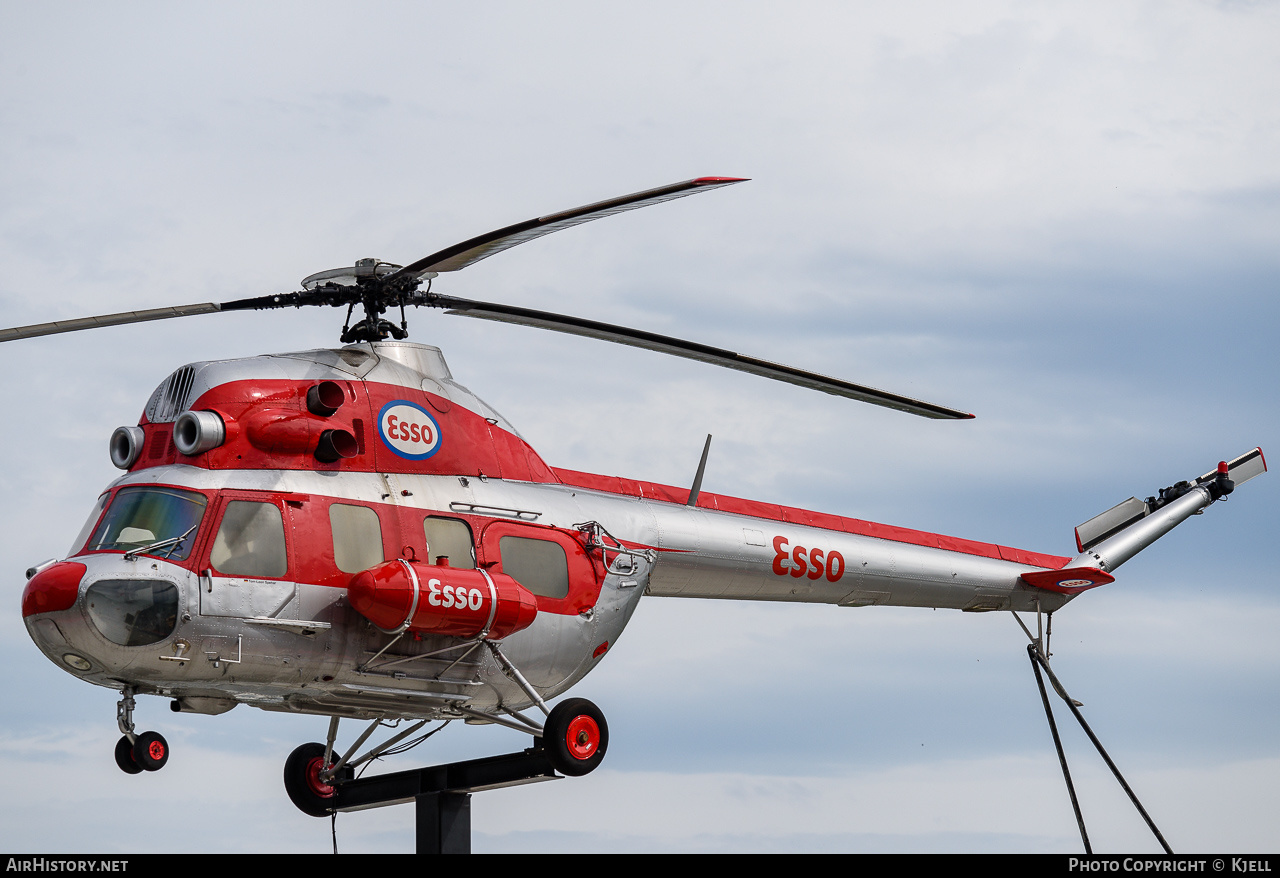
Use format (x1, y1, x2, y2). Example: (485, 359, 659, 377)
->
(113, 688, 170, 774)
(114, 731, 169, 774)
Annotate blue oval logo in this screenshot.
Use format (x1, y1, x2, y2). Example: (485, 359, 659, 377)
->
(377, 400, 443, 461)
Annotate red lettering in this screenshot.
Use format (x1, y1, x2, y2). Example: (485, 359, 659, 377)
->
(771, 536, 844, 583)
(807, 549, 824, 580)
(771, 536, 789, 576)
(409, 423, 421, 443)
(790, 545, 807, 578)
(826, 551, 844, 582)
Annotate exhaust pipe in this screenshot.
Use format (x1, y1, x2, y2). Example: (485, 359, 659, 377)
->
(306, 380, 345, 417)
(315, 428, 358, 462)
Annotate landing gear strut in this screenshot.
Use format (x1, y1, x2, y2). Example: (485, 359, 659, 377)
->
(283, 698, 609, 853)
(113, 688, 170, 774)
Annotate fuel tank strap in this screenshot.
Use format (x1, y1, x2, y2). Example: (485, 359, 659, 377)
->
(380, 558, 422, 635)
(478, 568, 499, 636)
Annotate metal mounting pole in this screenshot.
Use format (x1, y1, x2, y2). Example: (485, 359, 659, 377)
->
(416, 792, 471, 854)
(331, 745, 560, 855)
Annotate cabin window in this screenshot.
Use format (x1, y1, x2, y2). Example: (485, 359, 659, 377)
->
(423, 516, 476, 569)
(330, 503, 384, 573)
(210, 501, 288, 578)
(498, 535, 569, 599)
(85, 579, 179, 647)
(85, 486, 207, 561)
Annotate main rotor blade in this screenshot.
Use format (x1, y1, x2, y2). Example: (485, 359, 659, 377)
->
(0, 293, 313, 344)
(432, 295, 974, 420)
(0, 303, 227, 343)
(388, 177, 747, 281)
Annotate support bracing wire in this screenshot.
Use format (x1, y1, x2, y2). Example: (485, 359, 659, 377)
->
(1027, 643, 1092, 853)
(1014, 613, 1174, 854)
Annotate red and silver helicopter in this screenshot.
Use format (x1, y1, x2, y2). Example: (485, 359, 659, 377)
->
(9, 177, 1266, 819)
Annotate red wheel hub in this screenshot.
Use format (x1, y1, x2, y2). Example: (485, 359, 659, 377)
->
(147, 740, 166, 761)
(305, 756, 336, 798)
(564, 715, 600, 761)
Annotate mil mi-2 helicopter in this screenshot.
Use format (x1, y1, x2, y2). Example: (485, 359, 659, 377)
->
(11, 177, 1265, 820)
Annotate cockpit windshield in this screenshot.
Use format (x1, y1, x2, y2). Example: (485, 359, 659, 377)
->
(84, 487, 208, 561)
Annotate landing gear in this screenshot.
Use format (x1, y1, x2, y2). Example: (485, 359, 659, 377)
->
(114, 735, 143, 774)
(113, 687, 170, 774)
(132, 731, 169, 771)
(284, 742, 339, 817)
(543, 698, 608, 777)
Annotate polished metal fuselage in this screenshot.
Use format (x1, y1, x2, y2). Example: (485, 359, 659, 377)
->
(24, 341, 1071, 723)
(27, 461, 1069, 722)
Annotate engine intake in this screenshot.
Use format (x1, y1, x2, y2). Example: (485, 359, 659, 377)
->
(109, 426, 145, 469)
(173, 410, 226, 456)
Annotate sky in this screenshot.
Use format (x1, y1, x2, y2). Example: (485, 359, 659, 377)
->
(1, 0, 1277, 854)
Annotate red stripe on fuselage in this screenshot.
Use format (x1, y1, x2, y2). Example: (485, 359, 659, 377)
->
(550, 467, 1071, 570)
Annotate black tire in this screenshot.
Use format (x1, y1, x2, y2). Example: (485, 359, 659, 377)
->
(132, 731, 169, 771)
(284, 742, 338, 817)
(544, 698, 608, 777)
(114, 735, 143, 775)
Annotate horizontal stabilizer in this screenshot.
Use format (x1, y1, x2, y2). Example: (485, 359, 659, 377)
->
(1020, 567, 1116, 595)
(1200, 446, 1267, 488)
(1075, 497, 1148, 553)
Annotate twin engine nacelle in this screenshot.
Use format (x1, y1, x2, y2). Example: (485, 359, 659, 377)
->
(346, 560, 538, 640)
(109, 380, 357, 468)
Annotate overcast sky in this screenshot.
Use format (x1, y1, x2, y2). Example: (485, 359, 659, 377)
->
(1, 1, 1277, 854)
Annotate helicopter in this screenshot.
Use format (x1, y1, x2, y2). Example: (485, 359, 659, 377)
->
(10, 176, 1265, 823)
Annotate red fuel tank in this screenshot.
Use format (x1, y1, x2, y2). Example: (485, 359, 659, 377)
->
(347, 560, 538, 639)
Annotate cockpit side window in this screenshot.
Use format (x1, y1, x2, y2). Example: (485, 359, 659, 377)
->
(85, 487, 207, 561)
(210, 501, 288, 578)
(69, 492, 110, 557)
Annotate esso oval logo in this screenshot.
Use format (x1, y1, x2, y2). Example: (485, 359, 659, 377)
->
(377, 400, 442, 460)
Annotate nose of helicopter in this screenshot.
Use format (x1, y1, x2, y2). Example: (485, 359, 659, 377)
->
(22, 559, 184, 679)
(22, 561, 100, 674)
(22, 561, 86, 618)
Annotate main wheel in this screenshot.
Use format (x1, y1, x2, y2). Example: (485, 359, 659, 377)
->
(544, 698, 608, 777)
(284, 742, 338, 817)
(132, 731, 169, 771)
(114, 735, 143, 775)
